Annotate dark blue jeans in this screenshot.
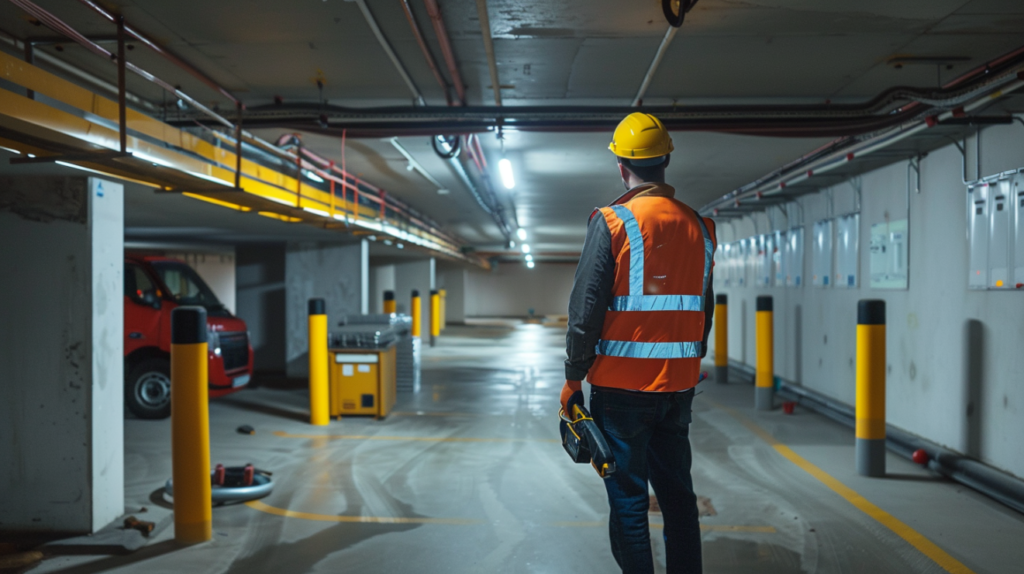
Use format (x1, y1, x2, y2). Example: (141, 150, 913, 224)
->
(590, 386, 701, 574)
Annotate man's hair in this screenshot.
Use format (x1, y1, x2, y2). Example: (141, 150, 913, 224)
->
(619, 154, 669, 183)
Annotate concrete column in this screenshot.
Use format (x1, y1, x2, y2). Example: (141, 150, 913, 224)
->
(0, 176, 124, 534)
(285, 242, 364, 378)
(236, 244, 286, 373)
(360, 239, 369, 314)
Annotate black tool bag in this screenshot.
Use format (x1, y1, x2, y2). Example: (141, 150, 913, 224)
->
(560, 403, 617, 478)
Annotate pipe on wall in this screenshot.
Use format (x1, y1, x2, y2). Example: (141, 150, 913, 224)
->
(772, 376, 1024, 516)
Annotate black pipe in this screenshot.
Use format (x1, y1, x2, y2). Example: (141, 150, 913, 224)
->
(768, 376, 1024, 516)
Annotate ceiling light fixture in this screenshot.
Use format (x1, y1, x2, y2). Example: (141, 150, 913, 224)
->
(525, 254, 533, 262)
(527, 261, 535, 269)
(517, 228, 527, 241)
(305, 170, 325, 183)
(498, 158, 515, 189)
(521, 244, 530, 254)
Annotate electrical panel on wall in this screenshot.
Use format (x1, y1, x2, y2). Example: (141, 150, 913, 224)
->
(968, 184, 989, 289)
(1015, 174, 1024, 286)
(834, 213, 859, 289)
(786, 227, 804, 287)
(990, 180, 1011, 288)
(773, 230, 786, 286)
(716, 243, 732, 288)
(869, 219, 908, 289)
(967, 176, 1024, 290)
(812, 219, 833, 287)
(736, 238, 748, 287)
(755, 235, 772, 287)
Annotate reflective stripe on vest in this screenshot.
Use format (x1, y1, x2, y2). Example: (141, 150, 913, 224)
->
(597, 204, 713, 360)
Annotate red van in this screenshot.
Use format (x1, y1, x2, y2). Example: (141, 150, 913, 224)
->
(124, 255, 253, 419)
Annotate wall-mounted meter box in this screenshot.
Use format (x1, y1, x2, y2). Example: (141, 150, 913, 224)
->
(1015, 173, 1024, 287)
(773, 230, 786, 286)
(812, 219, 833, 287)
(715, 243, 732, 288)
(785, 227, 804, 287)
(968, 183, 990, 289)
(968, 176, 1021, 290)
(870, 219, 908, 290)
(755, 234, 772, 287)
(736, 238, 748, 287)
(834, 213, 859, 289)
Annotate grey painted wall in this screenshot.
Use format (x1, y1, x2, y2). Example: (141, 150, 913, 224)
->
(236, 244, 286, 372)
(466, 262, 576, 317)
(0, 176, 123, 533)
(437, 264, 467, 324)
(710, 124, 1024, 480)
(285, 242, 363, 377)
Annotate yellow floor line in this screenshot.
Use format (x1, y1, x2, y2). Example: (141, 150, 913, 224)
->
(273, 430, 559, 443)
(552, 521, 776, 533)
(705, 399, 976, 574)
(246, 500, 480, 525)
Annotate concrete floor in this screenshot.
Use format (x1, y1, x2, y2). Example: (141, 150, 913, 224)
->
(32, 321, 1024, 573)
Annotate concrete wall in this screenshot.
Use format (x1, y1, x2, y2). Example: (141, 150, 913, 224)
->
(236, 244, 286, 372)
(0, 177, 123, 533)
(465, 262, 576, 317)
(437, 264, 467, 324)
(166, 250, 236, 314)
(710, 123, 1024, 480)
(285, 242, 364, 377)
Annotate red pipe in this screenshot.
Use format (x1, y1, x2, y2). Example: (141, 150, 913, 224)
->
(399, 0, 451, 106)
(422, 0, 466, 105)
(76, 0, 238, 105)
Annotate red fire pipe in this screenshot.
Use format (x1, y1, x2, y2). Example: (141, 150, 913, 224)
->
(399, 0, 451, 106)
(422, 0, 465, 106)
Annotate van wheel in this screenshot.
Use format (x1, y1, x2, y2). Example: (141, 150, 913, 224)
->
(126, 358, 172, 419)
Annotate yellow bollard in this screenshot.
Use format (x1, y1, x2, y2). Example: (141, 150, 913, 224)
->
(430, 290, 440, 347)
(170, 306, 212, 544)
(714, 293, 728, 384)
(439, 289, 447, 331)
(308, 298, 329, 426)
(856, 299, 886, 477)
(755, 295, 774, 410)
(411, 290, 422, 337)
(383, 290, 396, 314)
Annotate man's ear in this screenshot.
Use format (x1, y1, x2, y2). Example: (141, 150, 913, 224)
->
(618, 161, 630, 183)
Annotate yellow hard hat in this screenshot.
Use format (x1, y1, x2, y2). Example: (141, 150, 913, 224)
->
(608, 112, 674, 159)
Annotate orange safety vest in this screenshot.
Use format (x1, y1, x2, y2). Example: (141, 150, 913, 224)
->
(588, 191, 717, 392)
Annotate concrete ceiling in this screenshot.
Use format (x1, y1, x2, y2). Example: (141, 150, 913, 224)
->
(3, 0, 1024, 254)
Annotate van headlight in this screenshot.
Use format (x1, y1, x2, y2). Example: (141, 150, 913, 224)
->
(207, 329, 221, 356)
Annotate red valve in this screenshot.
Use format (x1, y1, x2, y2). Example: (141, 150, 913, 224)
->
(243, 464, 255, 486)
(213, 463, 225, 486)
(912, 449, 929, 465)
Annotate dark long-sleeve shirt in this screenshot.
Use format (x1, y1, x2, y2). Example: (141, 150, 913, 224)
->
(564, 209, 715, 383)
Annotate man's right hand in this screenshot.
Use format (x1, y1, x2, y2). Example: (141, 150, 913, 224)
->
(560, 380, 583, 417)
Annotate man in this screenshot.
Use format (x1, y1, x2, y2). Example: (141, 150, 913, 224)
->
(562, 112, 716, 574)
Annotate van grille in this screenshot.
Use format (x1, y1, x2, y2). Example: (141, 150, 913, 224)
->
(219, 332, 249, 371)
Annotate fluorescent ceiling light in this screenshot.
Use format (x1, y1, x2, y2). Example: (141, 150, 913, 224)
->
(525, 254, 533, 262)
(517, 228, 527, 241)
(305, 171, 325, 183)
(266, 196, 296, 206)
(521, 244, 530, 254)
(526, 261, 535, 269)
(303, 207, 329, 217)
(498, 158, 515, 189)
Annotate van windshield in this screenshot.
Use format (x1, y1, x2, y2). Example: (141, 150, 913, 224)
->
(150, 261, 224, 311)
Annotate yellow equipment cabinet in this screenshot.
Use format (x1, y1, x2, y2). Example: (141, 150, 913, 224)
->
(329, 346, 396, 418)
